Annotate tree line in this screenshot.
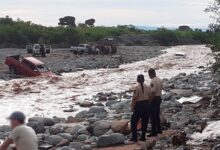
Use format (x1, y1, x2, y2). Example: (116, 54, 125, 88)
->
(0, 16, 213, 48)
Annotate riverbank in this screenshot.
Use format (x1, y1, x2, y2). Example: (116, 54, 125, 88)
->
(0, 45, 217, 149)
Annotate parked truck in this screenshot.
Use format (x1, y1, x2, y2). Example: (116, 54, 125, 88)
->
(26, 44, 51, 57)
(70, 44, 90, 55)
(5, 55, 54, 77)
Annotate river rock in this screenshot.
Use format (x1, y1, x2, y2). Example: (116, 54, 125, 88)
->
(58, 133, 74, 141)
(171, 89, 193, 97)
(69, 142, 83, 150)
(59, 146, 75, 150)
(0, 125, 11, 132)
(27, 120, 45, 134)
(28, 117, 55, 126)
(75, 110, 88, 118)
(77, 134, 89, 141)
(110, 100, 131, 113)
(46, 135, 64, 146)
(97, 133, 125, 147)
(111, 120, 130, 134)
(93, 120, 112, 136)
(88, 106, 107, 114)
(80, 101, 94, 107)
(49, 125, 63, 135)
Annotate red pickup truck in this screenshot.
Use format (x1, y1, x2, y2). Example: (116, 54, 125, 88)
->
(5, 55, 54, 77)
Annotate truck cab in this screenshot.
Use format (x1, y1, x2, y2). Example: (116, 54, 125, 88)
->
(5, 55, 54, 77)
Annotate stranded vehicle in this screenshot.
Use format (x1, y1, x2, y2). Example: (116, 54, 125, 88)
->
(70, 44, 90, 55)
(26, 44, 51, 57)
(5, 55, 54, 77)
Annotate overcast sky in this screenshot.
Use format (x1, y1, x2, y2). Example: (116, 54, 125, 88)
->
(0, 0, 213, 28)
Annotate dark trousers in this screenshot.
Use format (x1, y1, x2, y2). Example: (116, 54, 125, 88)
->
(150, 96, 162, 134)
(131, 101, 150, 140)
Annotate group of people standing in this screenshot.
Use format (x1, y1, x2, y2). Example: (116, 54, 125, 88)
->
(130, 68, 163, 142)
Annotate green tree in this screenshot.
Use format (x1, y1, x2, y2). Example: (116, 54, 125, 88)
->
(58, 16, 76, 27)
(206, 0, 220, 72)
(85, 18, 95, 27)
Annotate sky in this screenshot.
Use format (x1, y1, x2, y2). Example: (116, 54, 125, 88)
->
(0, 0, 214, 28)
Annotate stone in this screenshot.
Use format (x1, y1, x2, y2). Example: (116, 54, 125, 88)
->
(77, 134, 89, 141)
(75, 110, 88, 118)
(108, 95, 118, 101)
(82, 144, 92, 150)
(80, 101, 94, 107)
(60, 146, 75, 150)
(0, 125, 11, 132)
(28, 117, 55, 126)
(49, 126, 63, 135)
(46, 135, 64, 146)
(172, 132, 186, 146)
(171, 89, 193, 97)
(65, 125, 84, 135)
(110, 100, 131, 113)
(66, 116, 85, 123)
(58, 133, 74, 141)
(69, 142, 83, 150)
(106, 100, 119, 107)
(93, 120, 112, 136)
(97, 133, 125, 147)
(98, 96, 108, 101)
(27, 120, 45, 134)
(88, 106, 107, 114)
(111, 120, 130, 135)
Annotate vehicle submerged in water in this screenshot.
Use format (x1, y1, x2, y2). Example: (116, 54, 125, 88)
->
(5, 55, 54, 77)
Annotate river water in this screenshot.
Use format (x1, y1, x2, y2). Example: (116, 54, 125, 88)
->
(0, 45, 214, 125)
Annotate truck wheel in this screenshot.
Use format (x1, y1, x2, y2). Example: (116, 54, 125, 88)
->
(9, 66, 17, 74)
(42, 52, 46, 57)
(80, 50, 84, 55)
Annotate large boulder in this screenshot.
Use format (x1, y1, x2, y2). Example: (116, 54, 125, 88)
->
(110, 100, 131, 113)
(27, 120, 45, 134)
(88, 106, 107, 114)
(93, 120, 112, 136)
(28, 117, 55, 126)
(111, 120, 130, 135)
(97, 133, 125, 147)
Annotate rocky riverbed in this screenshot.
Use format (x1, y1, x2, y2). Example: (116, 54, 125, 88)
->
(0, 46, 165, 80)
(0, 45, 218, 149)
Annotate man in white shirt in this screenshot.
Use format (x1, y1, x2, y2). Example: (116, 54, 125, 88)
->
(148, 68, 163, 137)
(0, 111, 38, 150)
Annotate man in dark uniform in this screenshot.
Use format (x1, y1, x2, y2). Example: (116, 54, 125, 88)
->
(148, 68, 163, 137)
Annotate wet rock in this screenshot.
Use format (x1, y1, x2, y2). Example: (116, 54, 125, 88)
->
(0, 125, 11, 132)
(97, 133, 125, 147)
(69, 142, 83, 150)
(108, 95, 118, 101)
(106, 100, 119, 107)
(111, 120, 130, 135)
(49, 125, 63, 135)
(77, 134, 89, 141)
(75, 110, 88, 118)
(98, 96, 108, 101)
(27, 120, 45, 134)
(58, 133, 74, 141)
(140, 139, 156, 150)
(66, 116, 85, 123)
(93, 120, 112, 136)
(59, 146, 75, 150)
(46, 135, 64, 146)
(172, 131, 186, 146)
(28, 117, 55, 126)
(79, 101, 94, 107)
(65, 125, 84, 135)
(81, 144, 92, 150)
(170, 89, 193, 97)
(110, 100, 131, 113)
(88, 106, 107, 114)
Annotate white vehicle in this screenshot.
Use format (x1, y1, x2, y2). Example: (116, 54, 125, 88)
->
(26, 44, 51, 57)
(70, 44, 90, 55)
